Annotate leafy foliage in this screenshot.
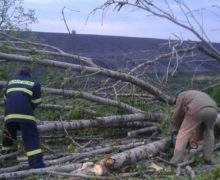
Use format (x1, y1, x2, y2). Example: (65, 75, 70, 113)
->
(207, 85, 220, 105)
(197, 165, 220, 180)
(158, 104, 172, 137)
(0, 68, 7, 80)
(0, 0, 37, 31)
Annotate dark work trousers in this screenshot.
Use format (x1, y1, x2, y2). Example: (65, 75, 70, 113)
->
(2, 121, 45, 169)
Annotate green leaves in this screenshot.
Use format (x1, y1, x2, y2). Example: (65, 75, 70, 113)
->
(0, 0, 37, 31)
(208, 86, 220, 105)
(0, 68, 7, 80)
(197, 165, 220, 180)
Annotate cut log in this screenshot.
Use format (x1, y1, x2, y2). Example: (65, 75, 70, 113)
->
(93, 138, 169, 175)
(37, 113, 164, 132)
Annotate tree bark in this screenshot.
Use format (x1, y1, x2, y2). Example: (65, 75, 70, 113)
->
(37, 113, 165, 132)
(127, 126, 158, 137)
(93, 138, 169, 175)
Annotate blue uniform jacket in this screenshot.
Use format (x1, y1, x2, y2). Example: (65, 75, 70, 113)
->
(4, 74, 41, 124)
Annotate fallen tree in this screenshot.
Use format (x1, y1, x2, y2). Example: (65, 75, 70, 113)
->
(0, 81, 142, 113)
(1, 0, 219, 179)
(0, 140, 148, 173)
(37, 113, 165, 132)
(0, 52, 175, 104)
(93, 138, 169, 175)
(38, 120, 159, 131)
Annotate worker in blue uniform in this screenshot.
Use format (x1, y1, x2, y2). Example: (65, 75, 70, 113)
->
(1, 66, 45, 169)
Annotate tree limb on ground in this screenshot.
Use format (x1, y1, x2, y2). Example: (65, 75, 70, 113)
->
(0, 81, 142, 113)
(37, 113, 165, 132)
(93, 138, 169, 175)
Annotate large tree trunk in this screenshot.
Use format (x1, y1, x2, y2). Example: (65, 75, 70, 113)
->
(0, 81, 141, 113)
(93, 138, 169, 175)
(37, 113, 165, 132)
(0, 52, 175, 104)
(42, 86, 142, 113)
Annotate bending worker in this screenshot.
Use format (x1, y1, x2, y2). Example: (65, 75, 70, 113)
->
(170, 90, 218, 165)
(1, 66, 45, 169)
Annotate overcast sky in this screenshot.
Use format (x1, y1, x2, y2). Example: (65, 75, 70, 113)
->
(23, 0, 220, 42)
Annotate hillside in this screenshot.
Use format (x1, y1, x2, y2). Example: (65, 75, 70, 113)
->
(28, 32, 220, 74)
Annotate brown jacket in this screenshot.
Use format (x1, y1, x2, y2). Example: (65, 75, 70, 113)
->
(172, 90, 217, 133)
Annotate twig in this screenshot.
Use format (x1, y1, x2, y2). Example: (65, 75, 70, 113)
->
(59, 116, 83, 149)
(202, 82, 220, 91)
(156, 157, 175, 167)
(176, 166, 182, 176)
(156, 157, 194, 168)
(42, 143, 57, 155)
(185, 165, 196, 179)
(119, 169, 155, 177)
(178, 159, 194, 168)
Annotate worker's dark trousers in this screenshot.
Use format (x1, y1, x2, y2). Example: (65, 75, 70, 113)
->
(2, 121, 45, 169)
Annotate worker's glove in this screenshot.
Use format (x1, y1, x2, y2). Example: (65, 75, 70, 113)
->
(169, 132, 177, 147)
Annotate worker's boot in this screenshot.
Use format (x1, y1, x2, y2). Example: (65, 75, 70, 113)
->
(28, 154, 45, 169)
